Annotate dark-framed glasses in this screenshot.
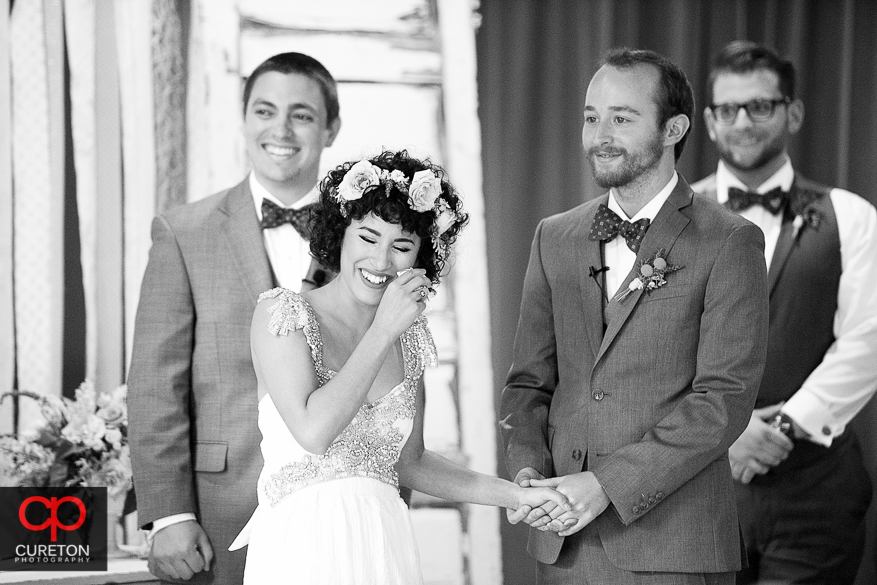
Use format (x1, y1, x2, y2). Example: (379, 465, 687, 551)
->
(709, 97, 791, 124)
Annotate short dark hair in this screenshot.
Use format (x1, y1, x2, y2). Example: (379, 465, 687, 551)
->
(310, 151, 468, 283)
(708, 41, 796, 103)
(601, 47, 695, 161)
(242, 52, 339, 126)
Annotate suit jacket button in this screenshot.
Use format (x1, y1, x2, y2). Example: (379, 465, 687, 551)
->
(593, 389, 604, 401)
(572, 449, 582, 461)
(648, 496, 656, 505)
(822, 426, 831, 436)
(655, 491, 664, 500)
(633, 505, 641, 515)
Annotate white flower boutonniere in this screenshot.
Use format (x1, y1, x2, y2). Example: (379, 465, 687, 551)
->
(792, 207, 822, 240)
(613, 249, 684, 302)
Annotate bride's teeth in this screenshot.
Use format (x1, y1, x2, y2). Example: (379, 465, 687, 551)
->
(360, 269, 388, 285)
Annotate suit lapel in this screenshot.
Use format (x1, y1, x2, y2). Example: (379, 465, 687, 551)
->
(220, 179, 274, 305)
(579, 196, 609, 361)
(595, 179, 692, 364)
(766, 218, 795, 296)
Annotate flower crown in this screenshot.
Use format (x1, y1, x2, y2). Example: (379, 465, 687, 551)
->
(330, 159, 463, 261)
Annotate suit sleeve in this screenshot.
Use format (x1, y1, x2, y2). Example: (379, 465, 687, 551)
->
(127, 215, 197, 528)
(499, 220, 558, 478)
(595, 222, 769, 525)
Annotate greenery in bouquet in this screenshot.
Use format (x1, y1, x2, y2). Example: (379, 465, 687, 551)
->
(0, 380, 132, 496)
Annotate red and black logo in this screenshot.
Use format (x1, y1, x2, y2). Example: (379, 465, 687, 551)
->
(0, 487, 108, 571)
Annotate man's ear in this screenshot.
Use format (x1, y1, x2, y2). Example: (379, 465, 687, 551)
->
(326, 117, 342, 147)
(664, 114, 690, 147)
(787, 99, 804, 135)
(703, 107, 718, 142)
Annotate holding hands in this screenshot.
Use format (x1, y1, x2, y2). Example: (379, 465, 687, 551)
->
(506, 467, 610, 537)
(729, 403, 794, 484)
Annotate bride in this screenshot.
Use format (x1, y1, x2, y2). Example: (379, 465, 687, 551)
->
(229, 150, 570, 583)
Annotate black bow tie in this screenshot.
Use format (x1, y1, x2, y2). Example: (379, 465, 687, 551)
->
(260, 199, 313, 239)
(727, 186, 786, 215)
(588, 204, 650, 253)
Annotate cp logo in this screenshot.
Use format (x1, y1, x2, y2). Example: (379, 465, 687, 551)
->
(19, 496, 87, 542)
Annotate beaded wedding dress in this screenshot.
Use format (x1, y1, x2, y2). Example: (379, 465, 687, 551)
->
(230, 288, 435, 584)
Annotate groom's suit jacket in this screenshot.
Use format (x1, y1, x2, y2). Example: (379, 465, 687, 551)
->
(129, 178, 326, 584)
(501, 177, 769, 573)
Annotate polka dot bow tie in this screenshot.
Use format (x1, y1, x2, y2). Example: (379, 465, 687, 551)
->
(588, 204, 650, 253)
(727, 186, 786, 215)
(260, 199, 313, 239)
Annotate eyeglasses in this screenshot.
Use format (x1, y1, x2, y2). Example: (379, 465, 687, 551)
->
(708, 97, 791, 124)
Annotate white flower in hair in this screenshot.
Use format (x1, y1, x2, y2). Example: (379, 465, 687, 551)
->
(337, 160, 381, 201)
(408, 169, 442, 212)
(435, 200, 457, 236)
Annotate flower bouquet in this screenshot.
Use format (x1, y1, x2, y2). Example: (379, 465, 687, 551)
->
(0, 380, 132, 496)
(1, 381, 139, 557)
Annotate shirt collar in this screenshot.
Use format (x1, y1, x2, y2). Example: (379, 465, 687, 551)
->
(250, 172, 320, 220)
(608, 171, 678, 222)
(716, 158, 794, 203)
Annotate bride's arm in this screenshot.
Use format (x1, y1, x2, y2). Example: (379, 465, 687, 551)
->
(252, 272, 429, 455)
(396, 379, 571, 513)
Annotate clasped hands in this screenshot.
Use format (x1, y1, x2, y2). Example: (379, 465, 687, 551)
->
(729, 403, 798, 484)
(506, 467, 610, 537)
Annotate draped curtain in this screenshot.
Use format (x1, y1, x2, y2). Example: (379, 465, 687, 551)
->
(476, 1, 877, 583)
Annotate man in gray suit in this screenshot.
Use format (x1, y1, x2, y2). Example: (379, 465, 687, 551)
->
(500, 48, 769, 584)
(128, 53, 341, 584)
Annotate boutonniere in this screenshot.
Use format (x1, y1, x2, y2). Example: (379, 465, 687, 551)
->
(613, 249, 683, 302)
(792, 207, 822, 240)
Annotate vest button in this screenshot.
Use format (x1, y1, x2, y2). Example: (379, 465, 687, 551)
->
(822, 426, 831, 436)
(593, 389, 604, 401)
(572, 449, 582, 461)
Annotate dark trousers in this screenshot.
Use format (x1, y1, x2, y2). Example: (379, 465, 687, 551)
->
(736, 431, 872, 585)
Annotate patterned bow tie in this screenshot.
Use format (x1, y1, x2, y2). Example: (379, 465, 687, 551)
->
(726, 186, 786, 215)
(260, 199, 313, 239)
(588, 204, 650, 253)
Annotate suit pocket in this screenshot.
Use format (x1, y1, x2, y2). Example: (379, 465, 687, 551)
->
(638, 284, 690, 303)
(193, 441, 227, 472)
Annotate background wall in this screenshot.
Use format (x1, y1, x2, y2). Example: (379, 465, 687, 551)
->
(476, 1, 877, 583)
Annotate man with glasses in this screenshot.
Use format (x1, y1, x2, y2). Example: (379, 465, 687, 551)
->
(693, 41, 877, 585)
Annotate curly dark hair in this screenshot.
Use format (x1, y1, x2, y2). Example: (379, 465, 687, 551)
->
(310, 151, 468, 283)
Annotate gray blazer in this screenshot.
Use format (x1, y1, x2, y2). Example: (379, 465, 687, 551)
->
(501, 176, 769, 573)
(128, 179, 275, 584)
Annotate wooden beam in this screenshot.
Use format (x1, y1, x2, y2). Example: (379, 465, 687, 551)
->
(437, 0, 502, 583)
(0, 0, 14, 434)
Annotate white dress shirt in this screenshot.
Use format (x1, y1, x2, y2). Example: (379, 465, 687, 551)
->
(150, 173, 318, 539)
(604, 172, 678, 297)
(716, 160, 877, 446)
(250, 172, 319, 292)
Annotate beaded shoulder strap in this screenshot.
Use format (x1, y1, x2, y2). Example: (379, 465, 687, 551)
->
(258, 288, 328, 382)
(400, 316, 438, 381)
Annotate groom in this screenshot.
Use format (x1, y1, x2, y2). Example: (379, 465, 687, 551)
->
(500, 48, 769, 584)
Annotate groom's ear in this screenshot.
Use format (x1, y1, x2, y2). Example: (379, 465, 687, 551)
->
(663, 114, 690, 147)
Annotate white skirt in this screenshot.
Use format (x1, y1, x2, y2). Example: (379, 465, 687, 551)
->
(232, 477, 423, 585)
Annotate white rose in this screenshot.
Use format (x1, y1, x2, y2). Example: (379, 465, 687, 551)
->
(434, 206, 456, 236)
(338, 160, 380, 201)
(408, 170, 441, 212)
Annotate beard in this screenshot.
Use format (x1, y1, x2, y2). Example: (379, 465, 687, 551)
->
(716, 131, 786, 172)
(588, 130, 665, 189)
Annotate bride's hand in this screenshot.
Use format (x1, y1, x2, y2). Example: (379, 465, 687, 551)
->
(514, 485, 572, 519)
(372, 268, 432, 338)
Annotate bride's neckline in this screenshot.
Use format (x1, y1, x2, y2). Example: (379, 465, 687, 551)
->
(299, 293, 409, 407)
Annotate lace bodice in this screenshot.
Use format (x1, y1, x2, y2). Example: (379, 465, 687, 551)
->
(255, 287, 437, 507)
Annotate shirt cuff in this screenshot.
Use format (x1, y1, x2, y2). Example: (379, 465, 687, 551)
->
(782, 390, 837, 447)
(148, 513, 197, 543)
